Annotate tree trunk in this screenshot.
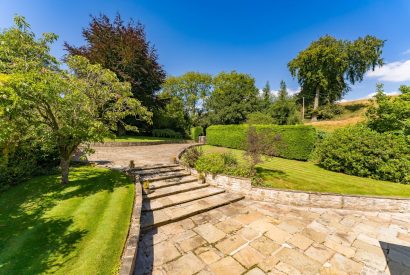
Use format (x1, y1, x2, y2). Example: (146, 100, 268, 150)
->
(60, 157, 70, 185)
(311, 88, 320, 122)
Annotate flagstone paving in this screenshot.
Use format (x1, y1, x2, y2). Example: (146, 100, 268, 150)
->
(135, 199, 410, 275)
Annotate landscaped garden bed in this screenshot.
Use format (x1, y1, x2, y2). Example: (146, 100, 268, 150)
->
(186, 145, 410, 198)
(0, 165, 134, 274)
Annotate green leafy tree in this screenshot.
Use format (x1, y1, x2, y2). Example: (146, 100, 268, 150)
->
(367, 83, 410, 135)
(64, 14, 165, 129)
(207, 71, 260, 124)
(1, 16, 151, 184)
(269, 81, 301, 125)
(161, 72, 212, 125)
(288, 35, 384, 121)
(261, 81, 272, 110)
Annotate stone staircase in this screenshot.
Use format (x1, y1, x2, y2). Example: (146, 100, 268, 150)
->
(130, 164, 244, 231)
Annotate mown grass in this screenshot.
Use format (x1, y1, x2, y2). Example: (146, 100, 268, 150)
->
(201, 145, 410, 198)
(104, 135, 184, 142)
(0, 165, 134, 274)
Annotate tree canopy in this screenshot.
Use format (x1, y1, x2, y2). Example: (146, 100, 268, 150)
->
(64, 14, 166, 114)
(269, 80, 301, 125)
(288, 35, 384, 121)
(206, 71, 260, 125)
(1, 16, 150, 184)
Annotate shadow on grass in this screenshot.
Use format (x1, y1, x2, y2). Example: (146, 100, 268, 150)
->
(0, 165, 131, 274)
(344, 103, 368, 113)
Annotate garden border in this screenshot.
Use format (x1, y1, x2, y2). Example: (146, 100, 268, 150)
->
(119, 171, 143, 275)
(177, 145, 410, 213)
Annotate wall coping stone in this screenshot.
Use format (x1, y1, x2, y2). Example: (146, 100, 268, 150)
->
(92, 140, 193, 147)
(119, 171, 143, 275)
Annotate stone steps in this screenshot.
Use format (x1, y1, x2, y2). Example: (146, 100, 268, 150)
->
(148, 175, 198, 190)
(143, 182, 209, 199)
(142, 187, 225, 211)
(136, 167, 185, 176)
(132, 164, 179, 171)
(140, 171, 191, 182)
(140, 192, 244, 231)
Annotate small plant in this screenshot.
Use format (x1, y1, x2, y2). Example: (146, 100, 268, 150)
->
(171, 156, 177, 164)
(129, 160, 135, 168)
(142, 181, 151, 193)
(198, 172, 206, 183)
(181, 146, 203, 168)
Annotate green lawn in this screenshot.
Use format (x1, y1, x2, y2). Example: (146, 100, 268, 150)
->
(104, 135, 183, 142)
(0, 165, 134, 274)
(201, 145, 410, 198)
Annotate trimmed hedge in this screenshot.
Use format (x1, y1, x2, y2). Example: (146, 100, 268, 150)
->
(152, 129, 182, 139)
(190, 126, 203, 141)
(206, 124, 317, 160)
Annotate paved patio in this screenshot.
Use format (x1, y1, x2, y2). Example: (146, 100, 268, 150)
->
(136, 199, 410, 275)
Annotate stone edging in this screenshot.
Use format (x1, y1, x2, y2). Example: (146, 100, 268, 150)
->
(119, 172, 143, 275)
(177, 145, 410, 213)
(92, 140, 193, 147)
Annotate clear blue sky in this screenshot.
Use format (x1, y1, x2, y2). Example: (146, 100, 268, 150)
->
(1, 0, 410, 100)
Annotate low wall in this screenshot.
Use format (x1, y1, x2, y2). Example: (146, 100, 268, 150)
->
(92, 140, 193, 147)
(119, 173, 143, 275)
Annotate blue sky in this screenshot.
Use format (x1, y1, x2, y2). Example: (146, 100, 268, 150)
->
(1, 0, 410, 100)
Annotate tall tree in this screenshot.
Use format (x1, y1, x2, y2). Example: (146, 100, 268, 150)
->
(1, 16, 151, 184)
(207, 71, 260, 124)
(288, 35, 384, 121)
(262, 81, 271, 109)
(270, 81, 301, 125)
(64, 14, 165, 116)
(161, 72, 212, 125)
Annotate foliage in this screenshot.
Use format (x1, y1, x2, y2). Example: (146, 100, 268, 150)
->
(288, 35, 384, 121)
(269, 80, 301, 125)
(0, 16, 151, 184)
(317, 103, 344, 120)
(64, 14, 165, 114)
(206, 71, 260, 124)
(152, 128, 182, 139)
(366, 83, 410, 135)
(202, 145, 410, 197)
(261, 81, 272, 110)
(314, 125, 410, 184)
(190, 126, 203, 141)
(153, 94, 189, 134)
(246, 112, 275, 124)
(0, 166, 134, 274)
(180, 146, 203, 168)
(195, 152, 252, 177)
(206, 124, 316, 160)
(162, 72, 212, 125)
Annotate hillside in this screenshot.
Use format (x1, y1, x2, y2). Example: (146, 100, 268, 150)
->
(305, 98, 371, 132)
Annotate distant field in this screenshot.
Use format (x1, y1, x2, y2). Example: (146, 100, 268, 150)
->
(201, 145, 410, 198)
(104, 135, 183, 142)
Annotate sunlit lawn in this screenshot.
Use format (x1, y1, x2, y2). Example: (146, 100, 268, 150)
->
(0, 165, 134, 274)
(201, 145, 410, 198)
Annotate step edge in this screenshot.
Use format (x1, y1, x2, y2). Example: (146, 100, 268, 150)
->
(143, 184, 209, 199)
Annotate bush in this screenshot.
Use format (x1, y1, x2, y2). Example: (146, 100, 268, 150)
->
(195, 152, 252, 177)
(152, 128, 182, 139)
(180, 146, 203, 168)
(0, 141, 59, 189)
(314, 125, 410, 184)
(190, 126, 203, 141)
(246, 112, 275, 125)
(206, 124, 317, 160)
(317, 104, 344, 120)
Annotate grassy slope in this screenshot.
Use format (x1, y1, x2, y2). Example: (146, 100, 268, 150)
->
(201, 145, 410, 198)
(104, 135, 183, 142)
(0, 166, 134, 274)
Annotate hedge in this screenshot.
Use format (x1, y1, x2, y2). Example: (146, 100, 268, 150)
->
(190, 126, 203, 141)
(206, 124, 317, 160)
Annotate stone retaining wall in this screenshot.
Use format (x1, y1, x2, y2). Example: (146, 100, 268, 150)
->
(119, 173, 143, 275)
(92, 140, 192, 147)
(177, 145, 410, 213)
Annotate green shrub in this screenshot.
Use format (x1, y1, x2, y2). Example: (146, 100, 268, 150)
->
(181, 146, 203, 168)
(245, 112, 275, 125)
(206, 124, 317, 160)
(314, 125, 410, 184)
(152, 128, 182, 139)
(190, 126, 203, 141)
(317, 104, 344, 120)
(195, 152, 252, 177)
